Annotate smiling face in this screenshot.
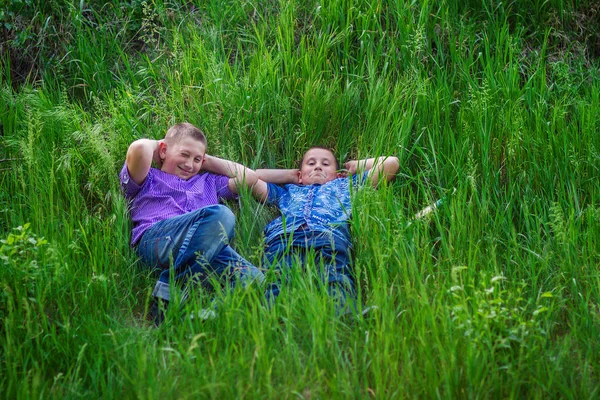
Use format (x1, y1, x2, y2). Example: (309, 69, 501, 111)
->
(298, 147, 340, 185)
(159, 136, 206, 180)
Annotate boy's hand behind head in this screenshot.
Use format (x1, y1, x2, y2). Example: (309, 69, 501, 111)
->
(343, 160, 358, 176)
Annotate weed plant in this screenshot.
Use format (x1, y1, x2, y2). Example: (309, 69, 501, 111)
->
(1, 0, 599, 398)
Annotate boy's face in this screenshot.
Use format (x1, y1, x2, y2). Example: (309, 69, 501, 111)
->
(298, 148, 339, 185)
(159, 136, 206, 180)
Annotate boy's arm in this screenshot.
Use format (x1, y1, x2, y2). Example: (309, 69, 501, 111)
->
(202, 155, 258, 195)
(256, 169, 300, 185)
(251, 169, 300, 202)
(344, 156, 400, 187)
(125, 139, 162, 185)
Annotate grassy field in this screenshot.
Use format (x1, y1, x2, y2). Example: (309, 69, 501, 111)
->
(1, 0, 600, 398)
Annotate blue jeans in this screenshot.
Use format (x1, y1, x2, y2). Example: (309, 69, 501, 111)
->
(137, 204, 264, 301)
(263, 228, 356, 315)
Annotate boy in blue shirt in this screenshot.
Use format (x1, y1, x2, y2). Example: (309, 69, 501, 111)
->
(251, 147, 400, 315)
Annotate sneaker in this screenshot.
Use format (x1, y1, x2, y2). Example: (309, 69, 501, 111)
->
(361, 305, 378, 317)
(189, 308, 217, 321)
(148, 299, 169, 327)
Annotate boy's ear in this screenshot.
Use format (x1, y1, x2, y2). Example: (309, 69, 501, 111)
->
(158, 141, 167, 158)
(297, 170, 303, 184)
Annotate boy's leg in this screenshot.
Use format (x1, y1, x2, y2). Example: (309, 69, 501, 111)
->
(263, 239, 286, 303)
(266, 230, 356, 314)
(311, 233, 357, 316)
(263, 230, 356, 314)
(137, 204, 235, 301)
(263, 234, 307, 303)
(187, 244, 264, 289)
(178, 245, 264, 321)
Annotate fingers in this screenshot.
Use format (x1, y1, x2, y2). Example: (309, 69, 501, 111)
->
(342, 160, 357, 175)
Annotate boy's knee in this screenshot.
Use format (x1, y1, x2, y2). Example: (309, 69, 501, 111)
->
(208, 204, 235, 220)
(203, 204, 235, 238)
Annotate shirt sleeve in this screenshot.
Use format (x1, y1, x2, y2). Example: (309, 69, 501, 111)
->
(119, 162, 144, 199)
(351, 171, 370, 188)
(266, 182, 286, 204)
(214, 174, 237, 201)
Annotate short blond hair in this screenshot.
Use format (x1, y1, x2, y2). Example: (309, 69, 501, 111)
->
(165, 122, 207, 147)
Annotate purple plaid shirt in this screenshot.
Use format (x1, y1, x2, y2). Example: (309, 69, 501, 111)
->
(120, 163, 235, 246)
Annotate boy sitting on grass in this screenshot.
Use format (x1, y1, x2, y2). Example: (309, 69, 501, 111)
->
(120, 122, 263, 325)
(251, 147, 399, 315)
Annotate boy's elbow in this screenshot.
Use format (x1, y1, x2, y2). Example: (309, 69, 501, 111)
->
(248, 173, 259, 187)
(126, 141, 140, 158)
(242, 169, 258, 187)
(127, 139, 152, 158)
(126, 140, 146, 163)
(390, 156, 400, 170)
(385, 156, 400, 179)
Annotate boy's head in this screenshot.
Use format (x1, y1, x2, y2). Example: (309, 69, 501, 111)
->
(159, 122, 207, 180)
(164, 122, 208, 147)
(298, 146, 340, 185)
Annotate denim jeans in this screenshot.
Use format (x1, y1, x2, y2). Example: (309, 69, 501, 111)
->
(137, 204, 264, 301)
(263, 228, 356, 315)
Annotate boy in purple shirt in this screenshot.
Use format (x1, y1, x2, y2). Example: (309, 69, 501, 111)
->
(120, 122, 263, 325)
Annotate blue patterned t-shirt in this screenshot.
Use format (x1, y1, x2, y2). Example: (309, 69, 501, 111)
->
(264, 173, 368, 245)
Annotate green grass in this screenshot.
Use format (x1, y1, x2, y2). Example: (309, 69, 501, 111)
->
(1, 0, 600, 398)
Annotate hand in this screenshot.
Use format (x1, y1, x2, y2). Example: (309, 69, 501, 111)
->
(343, 160, 358, 176)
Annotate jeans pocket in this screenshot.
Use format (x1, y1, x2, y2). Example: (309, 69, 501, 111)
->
(138, 235, 173, 270)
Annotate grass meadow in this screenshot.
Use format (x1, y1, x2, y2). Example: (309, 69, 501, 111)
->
(1, 0, 599, 398)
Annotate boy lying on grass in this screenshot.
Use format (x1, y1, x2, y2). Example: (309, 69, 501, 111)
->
(120, 122, 263, 325)
(252, 147, 400, 315)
